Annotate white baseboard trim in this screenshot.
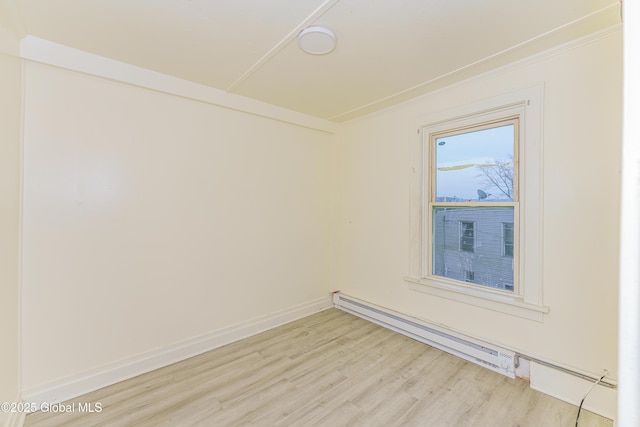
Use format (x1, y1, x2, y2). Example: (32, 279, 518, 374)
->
(22, 296, 333, 407)
(530, 361, 617, 421)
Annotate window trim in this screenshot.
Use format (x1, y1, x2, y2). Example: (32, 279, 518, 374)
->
(406, 85, 548, 322)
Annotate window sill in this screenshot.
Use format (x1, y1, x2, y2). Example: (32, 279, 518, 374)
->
(403, 276, 549, 322)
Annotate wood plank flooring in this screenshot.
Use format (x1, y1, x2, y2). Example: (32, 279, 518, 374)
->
(25, 308, 613, 427)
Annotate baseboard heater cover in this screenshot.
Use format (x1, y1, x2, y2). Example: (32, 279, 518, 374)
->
(333, 293, 516, 378)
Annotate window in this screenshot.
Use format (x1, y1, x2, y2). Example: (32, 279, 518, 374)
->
(406, 86, 548, 321)
(464, 270, 475, 283)
(430, 118, 518, 293)
(503, 223, 514, 258)
(459, 221, 475, 252)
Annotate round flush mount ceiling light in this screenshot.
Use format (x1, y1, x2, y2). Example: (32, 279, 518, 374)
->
(298, 26, 336, 55)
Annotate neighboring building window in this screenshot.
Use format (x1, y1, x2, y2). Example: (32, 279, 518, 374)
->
(464, 270, 475, 283)
(430, 117, 518, 293)
(503, 222, 514, 257)
(459, 221, 475, 252)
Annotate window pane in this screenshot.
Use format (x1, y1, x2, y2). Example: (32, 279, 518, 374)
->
(435, 124, 514, 201)
(432, 206, 515, 291)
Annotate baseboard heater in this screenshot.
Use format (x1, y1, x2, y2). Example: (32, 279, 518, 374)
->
(333, 292, 516, 378)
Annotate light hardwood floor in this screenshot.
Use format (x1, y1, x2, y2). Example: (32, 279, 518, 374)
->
(25, 308, 612, 427)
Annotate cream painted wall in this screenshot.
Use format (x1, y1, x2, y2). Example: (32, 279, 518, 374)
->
(334, 30, 621, 380)
(20, 61, 334, 391)
(0, 4, 22, 425)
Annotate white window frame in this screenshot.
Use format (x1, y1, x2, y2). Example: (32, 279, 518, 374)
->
(405, 86, 549, 321)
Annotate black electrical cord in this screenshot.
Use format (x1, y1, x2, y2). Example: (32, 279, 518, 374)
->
(575, 371, 608, 427)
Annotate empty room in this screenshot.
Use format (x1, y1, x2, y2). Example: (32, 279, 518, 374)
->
(1, 1, 639, 426)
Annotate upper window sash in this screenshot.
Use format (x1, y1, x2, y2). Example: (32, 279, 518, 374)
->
(429, 116, 520, 204)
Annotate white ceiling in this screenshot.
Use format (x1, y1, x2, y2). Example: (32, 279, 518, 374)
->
(13, 0, 620, 121)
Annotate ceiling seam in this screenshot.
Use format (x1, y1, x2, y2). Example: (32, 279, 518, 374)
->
(224, 0, 341, 93)
(327, 1, 621, 122)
